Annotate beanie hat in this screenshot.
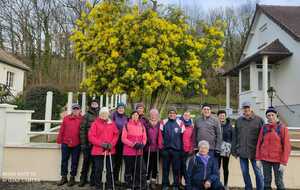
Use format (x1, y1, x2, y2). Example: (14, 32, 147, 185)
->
(100, 107, 109, 114)
(168, 106, 177, 113)
(117, 102, 125, 108)
(135, 102, 144, 110)
(201, 103, 211, 109)
(266, 106, 277, 115)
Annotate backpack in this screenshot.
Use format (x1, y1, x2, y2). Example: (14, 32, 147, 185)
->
(260, 123, 283, 147)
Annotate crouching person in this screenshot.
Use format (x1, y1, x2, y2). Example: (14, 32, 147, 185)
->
(88, 107, 119, 190)
(122, 111, 147, 190)
(57, 103, 82, 186)
(186, 140, 224, 190)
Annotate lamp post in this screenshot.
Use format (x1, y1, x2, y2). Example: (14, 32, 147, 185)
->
(267, 86, 276, 107)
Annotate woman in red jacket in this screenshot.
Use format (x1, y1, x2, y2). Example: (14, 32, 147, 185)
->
(56, 103, 82, 187)
(122, 110, 147, 190)
(256, 107, 291, 190)
(88, 107, 119, 190)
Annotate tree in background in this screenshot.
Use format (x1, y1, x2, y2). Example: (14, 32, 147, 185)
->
(71, 1, 225, 112)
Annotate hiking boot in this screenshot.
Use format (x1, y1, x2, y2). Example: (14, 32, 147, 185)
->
(115, 180, 122, 186)
(78, 178, 87, 187)
(90, 180, 95, 187)
(57, 176, 68, 186)
(162, 186, 169, 190)
(67, 176, 76, 187)
(173, 186, 179, 190)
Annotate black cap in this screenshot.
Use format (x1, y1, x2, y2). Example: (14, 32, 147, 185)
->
(266, 106, 277, 115)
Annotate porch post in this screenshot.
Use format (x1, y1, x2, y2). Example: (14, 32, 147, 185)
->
(44, 91, 53, 131)
(263, 55, 269, 111)
(226, 76, 230, 109)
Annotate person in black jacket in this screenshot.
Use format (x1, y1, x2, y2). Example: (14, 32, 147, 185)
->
(217, 110, 233, 190)
(78, 99, 100, 187)
(186, 140, 224, 190)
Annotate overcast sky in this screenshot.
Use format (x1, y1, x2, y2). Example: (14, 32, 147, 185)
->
(156, 0, 300, 10)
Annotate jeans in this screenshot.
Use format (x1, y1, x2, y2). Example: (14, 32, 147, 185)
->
(239, 158, 264, 190)
(79, 145, 95, 183)
(262, 161, 285, 190)
(60, 144, 81, 176)
(162, 149, 181, 187)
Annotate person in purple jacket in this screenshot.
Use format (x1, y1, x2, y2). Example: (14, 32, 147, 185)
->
(111, 102, 128, 185)
(143, 108, 161, 189)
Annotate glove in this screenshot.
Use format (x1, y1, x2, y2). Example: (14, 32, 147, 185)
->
(101, 143, 109, 149)
(138, 143, 145, 149)
(133, 143, 140, 150)
(279, 164, 286, 172)
(256, 160, 263, 169)
(106, 143, 112, 150)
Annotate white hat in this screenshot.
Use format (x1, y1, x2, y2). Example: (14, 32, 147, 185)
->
(100, 107, 109, 114)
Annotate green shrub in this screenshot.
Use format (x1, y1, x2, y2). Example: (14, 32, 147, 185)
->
(24, 85, 67, 120)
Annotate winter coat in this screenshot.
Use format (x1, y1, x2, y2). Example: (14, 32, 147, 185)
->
(57, 114, 82, 147)
(144, 121, 160, 152)
(194, 116, 222, 152)
(221, 118, 233, 143)
(111, 111, 128, 131)
(88, 118, 119, 155)
(256, 122, 291, 165)
(122, 119, 147, 156)
(233, 114, 264, 159)
(158, 118, 185, 151)
(183, 125, 194, 153)
(186, 154, 220, 190)
(80, 109, 98, 148)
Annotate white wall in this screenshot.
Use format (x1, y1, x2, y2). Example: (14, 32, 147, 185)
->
(0, 62, 25, 96)
(240, 10, 300, 116)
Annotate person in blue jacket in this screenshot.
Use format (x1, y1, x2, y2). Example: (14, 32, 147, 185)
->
(186, 140, 224, 190)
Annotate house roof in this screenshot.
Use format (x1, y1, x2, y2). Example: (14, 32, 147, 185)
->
(224, 39, 292, 76)
(259, 5, 300, 41)
(0, 49, 30, 71)
(224, 4, 300, 76)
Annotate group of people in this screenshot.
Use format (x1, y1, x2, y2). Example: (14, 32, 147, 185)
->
(56, 99, 291, 190)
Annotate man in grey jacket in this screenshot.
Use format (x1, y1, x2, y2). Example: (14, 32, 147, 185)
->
(195, 103, 222, 160)
(233, 101, 264, 190)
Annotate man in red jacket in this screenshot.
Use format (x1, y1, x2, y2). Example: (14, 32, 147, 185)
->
(256, 106, 291, 190)
(88, 107, 119, 190)
(56, 103, 82, 186)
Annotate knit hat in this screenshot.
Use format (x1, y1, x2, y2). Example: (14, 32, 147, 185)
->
(90, 99, 99, 105)
(100, 107, 109, 114)
(135, 102, 144, 110)
(266, 106, 277, 115)
(117, 102, 125, 108)
(242, 101, 251, 108)
(201, 103, 211, 109)
(168, 106, 177, 113)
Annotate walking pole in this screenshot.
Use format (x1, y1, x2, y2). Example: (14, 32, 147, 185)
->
(140, 149, 143, 190)
(146, 146, 151, 189)
(132, 149, 138, 190)
(109, 152, 115, 190)
(156, 150, 160, 185)
(102, 151, 107, 190)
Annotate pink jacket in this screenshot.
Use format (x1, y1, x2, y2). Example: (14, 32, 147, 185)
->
(57, 114, 82, 147)
(88, 118, 119, 155)
(122, 119, 147, 156)
(183, 125, 194, 153)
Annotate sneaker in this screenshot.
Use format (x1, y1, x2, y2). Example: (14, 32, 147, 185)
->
(57, 176, 68, 186)
(67, 176, 75, 187)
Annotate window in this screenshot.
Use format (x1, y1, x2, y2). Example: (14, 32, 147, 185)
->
(6, 71, 14, 88)
(258, 71, 270, 90)
(241, 67, 250, 92)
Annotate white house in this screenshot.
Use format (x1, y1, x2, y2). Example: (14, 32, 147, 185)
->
(224, 5, 300, 127)
(0, 49, 29, 97)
